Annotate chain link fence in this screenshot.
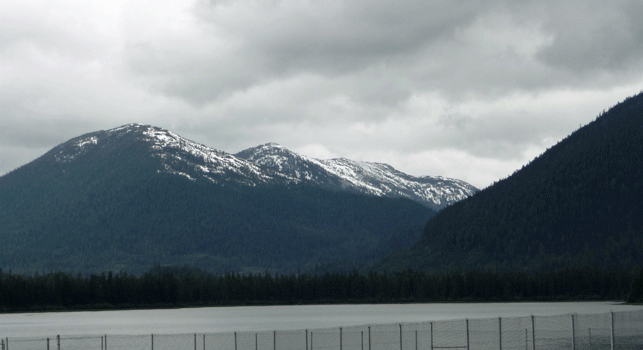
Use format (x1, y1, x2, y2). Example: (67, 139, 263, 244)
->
(2, 309, 642, 350)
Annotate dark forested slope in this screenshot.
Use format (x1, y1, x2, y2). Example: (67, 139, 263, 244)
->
(379, 91, 643, 271)
(0, 125, 434, 275)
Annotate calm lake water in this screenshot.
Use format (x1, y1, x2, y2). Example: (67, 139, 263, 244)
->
(1, 302, 642, 339)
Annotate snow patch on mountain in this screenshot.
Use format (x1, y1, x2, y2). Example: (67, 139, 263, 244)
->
(53, 135, 100, 163)
(138, 126, 297, 185)
(52, 124, 297, 186)
(236, 143, 478, 210)
(320, 157, 477, 208)
(49, 125, 475, 207)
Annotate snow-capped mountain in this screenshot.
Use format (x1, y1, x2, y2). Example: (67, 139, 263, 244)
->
(51, 123, 296, 186)
(235, 142, 346, 187)
(46, 124, 475, 209)
(0, 123, 435, 274)
(236, 143, 478, 210)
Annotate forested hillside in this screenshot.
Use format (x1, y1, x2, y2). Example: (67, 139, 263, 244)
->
(0, 125, 434, 275)
(378, 91, 643, 271)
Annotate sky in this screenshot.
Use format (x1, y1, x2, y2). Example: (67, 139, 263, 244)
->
(1, 1, 643, 189)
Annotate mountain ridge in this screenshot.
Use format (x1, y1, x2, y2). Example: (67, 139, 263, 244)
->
(0, 123, 437, 274)
(236, 142, 477, 210)
(28, 123, 477, 210)
(47, 123, 298, 186)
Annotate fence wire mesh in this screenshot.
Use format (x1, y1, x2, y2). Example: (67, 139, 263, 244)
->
(2, 310, 642, 350)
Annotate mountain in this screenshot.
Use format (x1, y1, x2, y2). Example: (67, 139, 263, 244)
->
(49, 124, 296, 186)
(0, 124, 435, 274)
(236, 143, 477, 210)
(377, 91, 643, 272)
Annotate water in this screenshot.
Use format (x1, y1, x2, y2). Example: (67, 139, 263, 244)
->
(1, 302, 641, 338)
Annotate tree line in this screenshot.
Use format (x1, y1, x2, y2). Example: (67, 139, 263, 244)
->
(627, 266, 643, 303)
(0, 265, 639, 312)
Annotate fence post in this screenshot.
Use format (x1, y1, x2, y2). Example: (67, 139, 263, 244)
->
(57, 335, 60, 350)
(256, 333, 259, 350)
(499, 317, 502, 350)
(610, 312, 615, 350)
(430, 322, 433, 350)
(235, 332, 238, 350)
(151, 334, 154, 350)
(368, 327, 371, 350)
(306, 330, 308, 350)
(415, 330, 418, 350)
(47, 338, 50, 350)
(311, 331, 313, 350)
(274, 330, 276, 350)
(195, 333, 197, 350)
(362, 331, 364, 350)
(531, 316, 536, 350)
(399, 324, 403, 350)
(1, 338, 4, 350)
(105, 335, 107, 350)
(340, 327, 343, 350)
(204, 334, 206, 350)
(570, 314, 575, 350)
(466, 319, 470, 350)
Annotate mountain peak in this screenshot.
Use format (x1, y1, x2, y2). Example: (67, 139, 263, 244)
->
(43, 124, 297, 186)
(262, 142, 284, 148)
(247, 142, 290, 154)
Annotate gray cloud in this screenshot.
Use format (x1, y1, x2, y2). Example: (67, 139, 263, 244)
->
(1, 0, 643, 188)
(123, 0, 643, 108)
(127, 0, 487, 104)
(537, 1, 643, 74)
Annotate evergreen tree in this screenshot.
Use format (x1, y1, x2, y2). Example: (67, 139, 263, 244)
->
(627, 267, 643, 303)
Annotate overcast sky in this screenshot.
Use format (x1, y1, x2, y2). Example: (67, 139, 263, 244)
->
(1, 0, 643, 189)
